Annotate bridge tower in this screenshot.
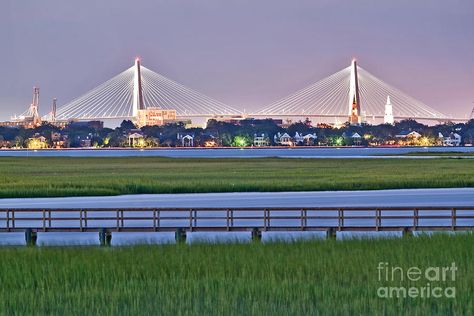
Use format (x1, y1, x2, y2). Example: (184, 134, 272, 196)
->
(348, 59, 361, 125)
(51, 98, 57, 122)
(132, 57, 145, 118)
(30, 87, 41, 125)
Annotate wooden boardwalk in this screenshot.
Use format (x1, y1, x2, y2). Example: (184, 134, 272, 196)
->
(2, 206, 474, 234)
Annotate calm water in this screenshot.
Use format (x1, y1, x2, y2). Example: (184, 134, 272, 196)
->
(0, 148, 472, 245)
(0, 146, 473, 158)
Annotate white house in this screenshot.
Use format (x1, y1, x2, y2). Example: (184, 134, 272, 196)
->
(351, 132, 362, 145)
(253, 134, 269, 147)
(128, 132, 144, 147)
(274, 132, 293, 146)
(294, 132, 304, 144)
(439, 132, 462, 147)
(177, 133, 194, 147)
(395, 131, 422, 139)
(302, 133, 318, 146)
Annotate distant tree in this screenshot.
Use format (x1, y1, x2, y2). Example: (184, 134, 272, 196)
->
(119, 120, 136, 131)
(14, 136, 24, 148)
(220, 133, 233, 147)
(0, 127, 20, 141)
(287, 121, 313, 135)
(462, 128, 474, 145)
(395, 119, 426, 132)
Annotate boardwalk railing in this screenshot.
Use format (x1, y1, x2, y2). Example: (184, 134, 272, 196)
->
(2, 207, 474, 234)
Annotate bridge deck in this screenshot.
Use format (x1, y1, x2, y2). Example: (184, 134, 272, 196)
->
(1, 206, 473, 233)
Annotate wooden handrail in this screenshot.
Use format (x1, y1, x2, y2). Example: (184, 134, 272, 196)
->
(0, 206, 473, 233)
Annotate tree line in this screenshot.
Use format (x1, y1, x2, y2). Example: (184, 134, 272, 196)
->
(0, 118, 473, 148)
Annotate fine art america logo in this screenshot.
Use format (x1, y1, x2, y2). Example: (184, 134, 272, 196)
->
(377, 262, 457, 299)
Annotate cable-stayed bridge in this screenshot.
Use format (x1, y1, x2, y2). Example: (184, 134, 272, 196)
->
(255, 59, 455, 124)
(51, 59, 242, 121)
(45, 58, 468, 124)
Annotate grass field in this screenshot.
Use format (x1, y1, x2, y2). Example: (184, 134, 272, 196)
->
(392, 151, 474, 156)
(0, 234, 472, 315)
(0, 157, 473, 198)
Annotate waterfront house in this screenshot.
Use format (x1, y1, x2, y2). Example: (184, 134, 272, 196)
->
(27, 134, 48, 149)
(128, 132, 144, 147)
(302, 133, 318, 146)
(395, 131, 421, 139)
(351, 132, 362, 145)
(51, 132, 69, 148)
(177, 133, 194, 147)
(439, 132, 462, 147)
(274, 132, 293, 146)
(254, 133, 270, 147)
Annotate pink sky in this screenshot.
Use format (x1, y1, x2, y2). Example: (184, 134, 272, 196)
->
(1, 0, 473, 120)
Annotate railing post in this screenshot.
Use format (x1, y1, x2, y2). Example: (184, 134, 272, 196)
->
(251, 227, 262, 242)
(84, 210, 88, 229)
(175, 228, 187, 244)
(375, 209, 381, 231)
(452, 208, 456, 231)
(267, 209, 270, 230)
(326, 227, 337, 240)
(25, 228, 37, 246)
(338, 209, 344, 231)
(301, 209, 305, 231)
(79, 209, 83, 232)
(42, 209, 46, 232)
(6, 210, 9, 231)
(193, 209, 197, 228)
(263, 209, 268, 231)
(99, 228, 112, 246)
(116, 209, 120, 232)
(413, 208, 419, 230)
(189, 209, 193, 231)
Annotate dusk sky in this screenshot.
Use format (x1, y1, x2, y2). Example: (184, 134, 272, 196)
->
(1, 0, 473, 120)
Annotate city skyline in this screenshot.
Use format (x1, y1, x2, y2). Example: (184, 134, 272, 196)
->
(1, 0, 473, 120)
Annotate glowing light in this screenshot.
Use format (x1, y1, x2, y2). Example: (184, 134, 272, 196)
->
(233, 136, 249, 147)
(204, 140, 217, 147)
(27, 138, 47, 149)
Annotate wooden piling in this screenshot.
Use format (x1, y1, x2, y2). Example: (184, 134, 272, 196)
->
(99, 228, 112, 246)
(25, 228, 37, 246)
(402, 227, 413, 238)
(326, 227, 337, 240)
(251, 228, 262, 242)
(175, 228, 187, 244)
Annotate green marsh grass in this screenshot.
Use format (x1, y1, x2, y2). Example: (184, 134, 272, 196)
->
(0, 234, 473, 315)
(0, 157, 472, 198)
(383, 151, 474, 157)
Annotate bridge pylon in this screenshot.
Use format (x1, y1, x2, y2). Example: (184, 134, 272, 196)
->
(348, 59, 361, 125)
(132, 57, 145, 118)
